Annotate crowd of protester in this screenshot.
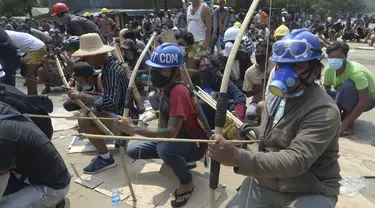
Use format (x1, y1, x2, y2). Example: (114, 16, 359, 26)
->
(0, 0, 375, 207)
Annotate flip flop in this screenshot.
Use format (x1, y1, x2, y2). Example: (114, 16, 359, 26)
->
(171, 186, 194, 208)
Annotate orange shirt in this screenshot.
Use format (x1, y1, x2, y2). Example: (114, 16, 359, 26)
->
(261, 12, 268, 25)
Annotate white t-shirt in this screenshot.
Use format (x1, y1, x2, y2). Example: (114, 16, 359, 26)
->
(255, 14, 261, 24)
(5, 30, 45, 53)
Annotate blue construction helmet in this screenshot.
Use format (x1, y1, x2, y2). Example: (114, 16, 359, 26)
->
(270, 29, 323, 63)
(146, 43, 184, 69)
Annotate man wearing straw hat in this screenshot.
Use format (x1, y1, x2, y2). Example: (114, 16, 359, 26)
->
(118, 43, 207, 207)
(68, 33, 138, 174)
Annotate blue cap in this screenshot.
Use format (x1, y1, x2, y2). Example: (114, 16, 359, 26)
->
(146, 43, 184, 69)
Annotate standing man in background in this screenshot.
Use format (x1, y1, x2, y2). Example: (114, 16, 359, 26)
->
(211, 0, 229, 54)
(6, 30, 45, 95)
(175, 8, 187, 29)
(254, 10, 261, 28)
(99, 8, 117, 44)
(187, 0, 212, 58)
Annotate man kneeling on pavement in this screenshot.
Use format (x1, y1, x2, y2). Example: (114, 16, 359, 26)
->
(0, 102, 70, 207)
(208, 30, 341, 208)
(324, 41, 375, 136)
(117, 43, 207, 208)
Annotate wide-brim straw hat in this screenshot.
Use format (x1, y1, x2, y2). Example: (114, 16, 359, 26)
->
(72, 33, 114, 57)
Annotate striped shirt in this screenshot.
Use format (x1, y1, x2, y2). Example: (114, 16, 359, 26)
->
(92, 56, 137, 118)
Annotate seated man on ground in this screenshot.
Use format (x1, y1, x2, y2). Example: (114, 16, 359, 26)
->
(0, 102, 70, 207)
(6, 30, 46, 95)
(118, 43, 207, 208)
(37, 47, 65, 94)
(328, 19, 343, 41)
(63, 61, 102, 112)
(198, 54, 246, 128)
(364, 25, 375, 46)
(323, 41, 375, 136)
(68, 33, 138, 174)
(342, 18, 355, 42)
(243, 41, 274, 120)
(315, 25, 330, 49)
(209, 29, 341, 208)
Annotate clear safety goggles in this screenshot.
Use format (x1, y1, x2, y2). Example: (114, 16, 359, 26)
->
(272, 39, 320, 59)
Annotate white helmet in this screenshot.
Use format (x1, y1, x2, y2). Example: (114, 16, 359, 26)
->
(223, 26, 240, 42)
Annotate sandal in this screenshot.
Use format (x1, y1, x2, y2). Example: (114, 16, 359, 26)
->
(170, 186, 194, 208)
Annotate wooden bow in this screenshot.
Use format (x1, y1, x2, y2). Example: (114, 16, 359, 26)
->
(209, 0, 261, 207)
(55, 57, 137, 200)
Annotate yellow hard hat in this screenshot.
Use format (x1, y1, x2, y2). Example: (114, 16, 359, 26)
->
(101, 8, 109, 14)
(137, 26, 142, 30)
(83, 12, 91, 17)
(233, 22, 241, 28)
(274, 24, 290, 37)
(327, 16, 332, 21)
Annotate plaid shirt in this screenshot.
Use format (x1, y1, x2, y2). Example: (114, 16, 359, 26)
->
(92, 56, 137, 118)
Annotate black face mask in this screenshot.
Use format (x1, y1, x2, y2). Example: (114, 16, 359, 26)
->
(255, 54, 267, 65)
(150, 70, 171, 88)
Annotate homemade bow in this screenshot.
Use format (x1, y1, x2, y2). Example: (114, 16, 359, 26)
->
(55, 57, 138, 200)
(209, 0, 260, 207)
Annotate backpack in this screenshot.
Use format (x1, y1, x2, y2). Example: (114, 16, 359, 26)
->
(0, 84, 53, 139)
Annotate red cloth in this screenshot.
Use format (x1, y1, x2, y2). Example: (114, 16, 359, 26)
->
(169, 85, 203, 138)
(42, 23, 49, 31)
(234, 103, 246, 122)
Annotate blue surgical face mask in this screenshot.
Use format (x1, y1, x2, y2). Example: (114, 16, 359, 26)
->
(269, 65, 298, 97)
(328, 58, 344, 71)
(179, 46, 185, 55)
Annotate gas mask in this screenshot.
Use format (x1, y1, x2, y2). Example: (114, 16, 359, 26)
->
(269, 64, 315, 97)
(268, 65, 298, 97)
